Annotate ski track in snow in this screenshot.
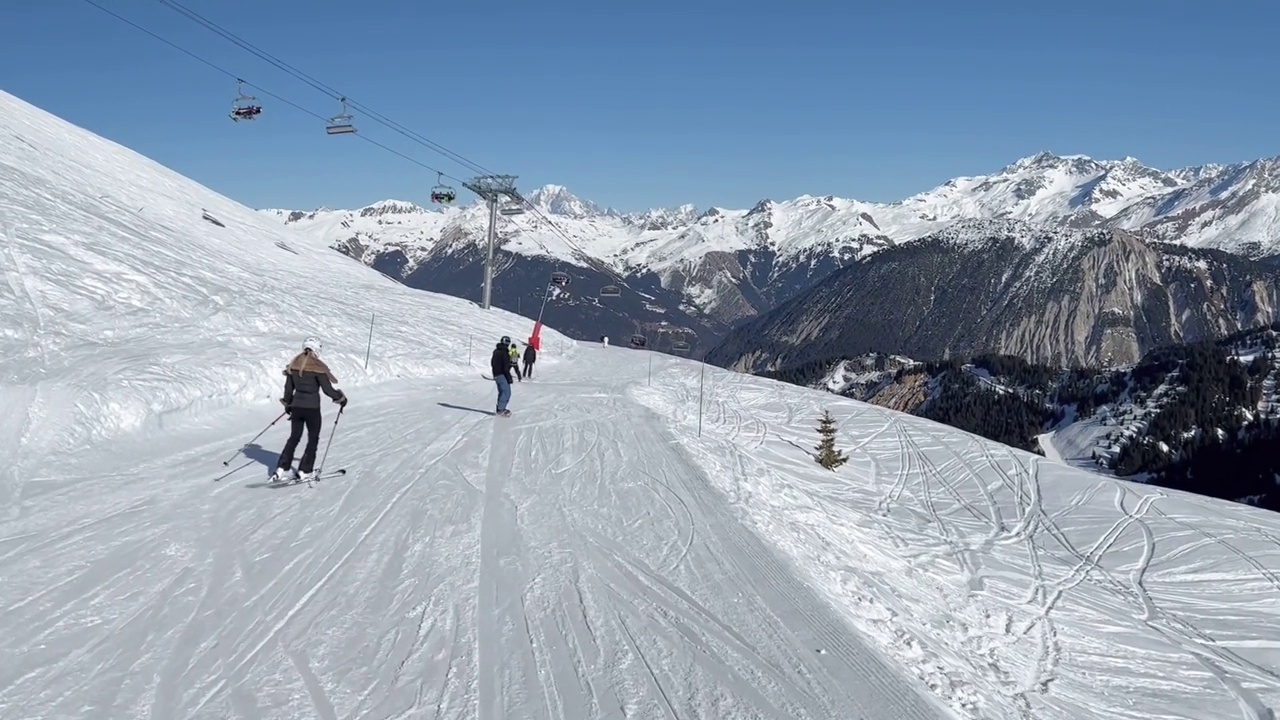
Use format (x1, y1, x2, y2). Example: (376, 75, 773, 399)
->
(630, 358, 1280, 720)
(0, 378, 947, 719)
(7, 357, 1280, 720)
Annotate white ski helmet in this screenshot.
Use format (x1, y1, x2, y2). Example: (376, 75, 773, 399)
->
(303, 337, 323, 355)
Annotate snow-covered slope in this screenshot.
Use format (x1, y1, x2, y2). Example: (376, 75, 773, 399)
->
(635, 359, 1280, 720)
(8, 356, 1280, 720)
(0, 88, 567, 460)
(5, 88, 1280, 720)
(1, 85, 940, 720)
(889, 153, 1183, 227)
(1111, 157, 1280, 255)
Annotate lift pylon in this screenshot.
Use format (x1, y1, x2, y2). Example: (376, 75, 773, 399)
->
(462, 175, 523, 310)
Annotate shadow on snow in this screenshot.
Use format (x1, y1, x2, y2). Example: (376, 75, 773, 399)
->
(437, 402, 495, 417)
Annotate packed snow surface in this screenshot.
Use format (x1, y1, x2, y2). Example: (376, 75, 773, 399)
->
(7, 355, 1280, 719)
(633, 367, 1280, 720)
(4, 88, 1280, 720)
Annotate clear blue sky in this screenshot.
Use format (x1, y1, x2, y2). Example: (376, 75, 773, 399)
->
(5, 0, 1278, 212)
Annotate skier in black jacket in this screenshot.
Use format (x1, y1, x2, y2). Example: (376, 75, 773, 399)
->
(522, 342, 537, 379)
(491, 336, 514, 416)
(274, 338, 347, 482)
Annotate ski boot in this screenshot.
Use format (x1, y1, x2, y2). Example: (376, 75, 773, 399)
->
(272, 466, 299, 483)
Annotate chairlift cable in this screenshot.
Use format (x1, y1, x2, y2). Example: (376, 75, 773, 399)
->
(158, 0, 489, 174)
(82, 0, 631, 298)
(514, 196, 625, 284)
(153, 0, 629, 287)
(78, 0, 465, 183)
(498, 203, 556, 259)
(155, 0, 498, 178)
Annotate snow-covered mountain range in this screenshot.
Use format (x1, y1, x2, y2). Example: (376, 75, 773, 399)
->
(264, 151, 1280, 352)
(6, 86, 1280, 720)
(705, 219, 1280, 371)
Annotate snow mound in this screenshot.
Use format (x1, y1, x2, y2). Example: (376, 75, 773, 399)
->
(0, 88, 567, 456)
(633, 359, 1280, 720)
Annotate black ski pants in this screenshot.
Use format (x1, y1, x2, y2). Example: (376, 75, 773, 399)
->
(278, 407, 322, 473)
(522, 358, 534, 379)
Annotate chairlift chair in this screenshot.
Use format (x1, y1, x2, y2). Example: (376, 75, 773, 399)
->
(630, 334, 648, 349)
(229, 80, 262, 122)
(550, 271, 570, 287)
(325, 97, 356, 135)
(430, 173, 456, 205)
(599, 284, 621, 297)
(230, 103, 262, 122)
(499, 202, 525, 216)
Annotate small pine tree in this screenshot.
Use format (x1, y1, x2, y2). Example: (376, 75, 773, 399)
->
(813, 409, 848, 470)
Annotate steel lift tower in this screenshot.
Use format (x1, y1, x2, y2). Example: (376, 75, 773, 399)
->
(462, 175, 522, 310)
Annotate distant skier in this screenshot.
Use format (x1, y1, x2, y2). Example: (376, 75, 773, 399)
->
(274, 338, 347, 482)
(509, 342, 523, 381)
(601, 335, 609, 348)
(522, 341, 536, 379)
(491, 336, 514, 417)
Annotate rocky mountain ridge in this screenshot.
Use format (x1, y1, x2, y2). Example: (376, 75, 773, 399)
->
(264, 151, 1280, 351)
(704, 220, 1280, 371)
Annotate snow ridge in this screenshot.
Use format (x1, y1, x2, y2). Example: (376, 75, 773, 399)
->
(265, 151, 1280, 306)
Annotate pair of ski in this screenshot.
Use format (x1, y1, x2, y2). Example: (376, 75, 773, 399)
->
(268, 468, 347, 487)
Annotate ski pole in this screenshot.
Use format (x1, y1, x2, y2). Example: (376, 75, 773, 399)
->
(221, 410, 288, 466)
(315, 406, 344, 479)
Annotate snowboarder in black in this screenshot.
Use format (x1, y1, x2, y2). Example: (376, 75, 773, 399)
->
(522, 341, 536, 379)
(274, 338, 347, 482)
(491, 336, 514, 416)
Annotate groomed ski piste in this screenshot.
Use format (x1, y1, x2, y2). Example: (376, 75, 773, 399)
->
(2, 88, 1280, 720)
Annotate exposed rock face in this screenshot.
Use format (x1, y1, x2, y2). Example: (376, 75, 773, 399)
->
(706, 220, 1280, 371)
(864, 372, 931, 414)
(262, 194, 871, 356)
